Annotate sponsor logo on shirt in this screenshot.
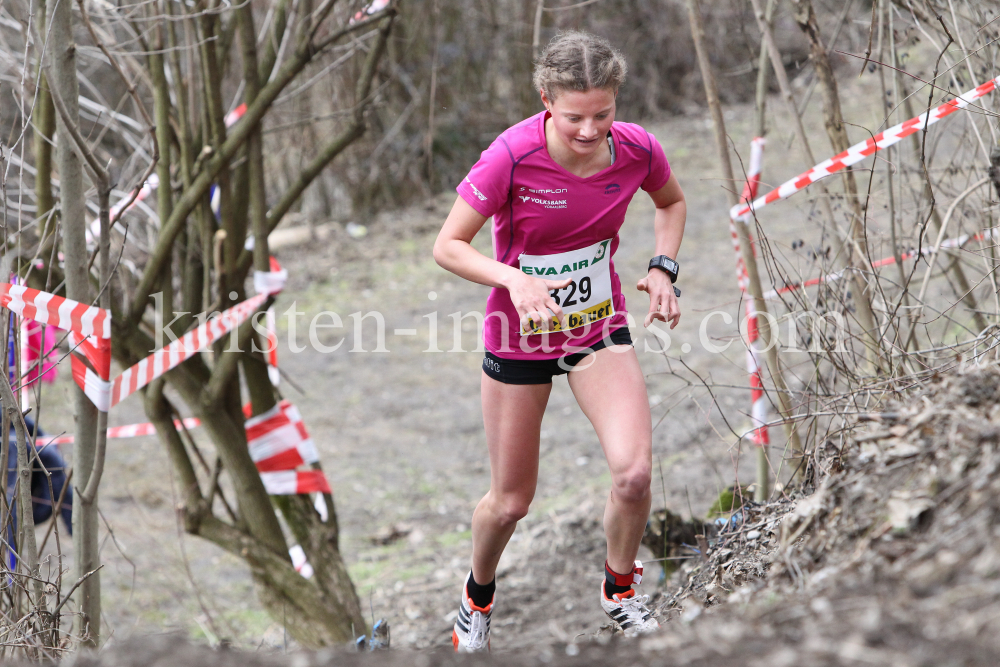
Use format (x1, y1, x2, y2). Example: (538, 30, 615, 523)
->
(465, 177, 487, 201)
(520, 186, 568, 194)
(518, 195, 568, 209)
(604, 183, 621, 195)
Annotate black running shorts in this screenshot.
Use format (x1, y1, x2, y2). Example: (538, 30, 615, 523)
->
(482, 328, 634, 385)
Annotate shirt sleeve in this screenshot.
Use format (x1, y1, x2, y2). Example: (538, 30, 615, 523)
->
(456, 137, 512, 218)
(640, 131, 671, 193)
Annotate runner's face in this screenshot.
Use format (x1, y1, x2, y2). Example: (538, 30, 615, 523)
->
(541, 87, 616, 158)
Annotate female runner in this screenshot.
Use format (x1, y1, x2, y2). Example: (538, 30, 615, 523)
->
(433, 30, 686, 652)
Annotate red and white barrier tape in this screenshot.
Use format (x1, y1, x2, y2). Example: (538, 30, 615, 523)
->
(279, 399, 315, 451)
(730, 76, 1000, 221)
(762, 227, 1000, 301)
(110, 290, 270, 408)
(731, 138, 770, 447)
(41, 417, 202, 446)
(0, 282, 112, 414)
(244, 242, 284, 386)
(246, 398, 330, 496)
(0, 283, 110, 341)
(265, 307, 279, 385)
(289, 544, 314, 579)
(245, 401, 320, 472)
(224, 103, 247, 128)
(259, 470, 331, 495)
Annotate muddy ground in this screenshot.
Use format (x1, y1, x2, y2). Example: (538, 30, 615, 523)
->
(29, 49, 998, 661)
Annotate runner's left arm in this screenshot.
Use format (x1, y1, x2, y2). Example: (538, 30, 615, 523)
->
(637, 173, 686, 328)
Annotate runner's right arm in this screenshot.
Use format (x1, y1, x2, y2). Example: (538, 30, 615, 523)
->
(433, 196, 570, 332)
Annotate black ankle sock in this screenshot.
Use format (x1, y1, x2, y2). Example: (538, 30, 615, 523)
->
(604, 561, 634, 598)
(467, 571, 496, 608)
(604, 580, 632, 597)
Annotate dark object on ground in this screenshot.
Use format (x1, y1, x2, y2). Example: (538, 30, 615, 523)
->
(641, 508, 710, 578)
(5, 416, 73, 535)
(355, 618, 390, 651)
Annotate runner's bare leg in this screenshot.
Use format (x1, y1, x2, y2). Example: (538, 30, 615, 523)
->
(567, 345, 652, 574)
(470, 374, 551, 584)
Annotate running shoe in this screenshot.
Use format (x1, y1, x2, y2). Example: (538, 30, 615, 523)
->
(601, 583, 659, 636)
(452, 571, 493, 652)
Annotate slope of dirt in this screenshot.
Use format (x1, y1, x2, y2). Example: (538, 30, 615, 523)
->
(42, 365, 1000, 666)
(636, 365, 1000, 666)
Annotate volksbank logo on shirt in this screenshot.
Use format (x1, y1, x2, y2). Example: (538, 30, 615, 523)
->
(517, 186, 568, 209)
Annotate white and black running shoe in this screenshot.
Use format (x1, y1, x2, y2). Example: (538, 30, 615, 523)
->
(452, 571, 493, 652)
(601, 583, 660, 636)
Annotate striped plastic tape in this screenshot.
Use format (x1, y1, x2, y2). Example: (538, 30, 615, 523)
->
(731, 76, 1000, 220)
(41, 417, 202, 446)
(245, 402, 320, 472)
(110, 284, 275, 408)
(0, 283, 110, 341)
(279, 399, 316, 454)
(731, 137, 770, 447)
(259, 470, 331, 495)
(762, 227, 1000, 301)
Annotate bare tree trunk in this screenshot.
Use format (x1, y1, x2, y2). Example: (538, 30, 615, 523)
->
(752, 0, 776, 140)
(7, 397, 43, 609)
(48, 0, 101, 645)
(31, 0, 56, 245)
(685, 0, 803, 469)
(752, 0, 777, 502)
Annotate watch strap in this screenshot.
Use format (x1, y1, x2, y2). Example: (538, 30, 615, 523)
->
(648, 255, 679, 283)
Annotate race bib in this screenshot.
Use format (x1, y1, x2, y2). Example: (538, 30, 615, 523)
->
(519, 239, 615, 334)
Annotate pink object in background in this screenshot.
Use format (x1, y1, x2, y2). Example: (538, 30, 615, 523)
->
(24, 321, 58, 384)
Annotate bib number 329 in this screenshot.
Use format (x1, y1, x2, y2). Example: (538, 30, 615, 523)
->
(519, 239, 615, 335)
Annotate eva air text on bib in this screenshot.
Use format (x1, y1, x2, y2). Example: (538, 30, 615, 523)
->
(518, 239, 615, 335)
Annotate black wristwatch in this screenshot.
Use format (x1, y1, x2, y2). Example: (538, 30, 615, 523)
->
(648, 255, 681, 297)
(648, 255, 679, 282)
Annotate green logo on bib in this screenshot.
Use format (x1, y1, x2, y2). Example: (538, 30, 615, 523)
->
(592, 240, 610, 264)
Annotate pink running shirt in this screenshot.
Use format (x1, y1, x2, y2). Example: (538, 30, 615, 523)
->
(457, 111, 671, 359)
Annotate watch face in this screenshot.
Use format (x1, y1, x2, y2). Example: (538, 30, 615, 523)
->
(649, 256, 678, 279)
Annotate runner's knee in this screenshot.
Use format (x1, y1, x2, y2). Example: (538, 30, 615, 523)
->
(493, 493, 532, 526)
(612, 465, 651, 503)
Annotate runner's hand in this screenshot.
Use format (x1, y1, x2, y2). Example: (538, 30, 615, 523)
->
(637, 270, 680, 329)
(508, 273, 572, 332)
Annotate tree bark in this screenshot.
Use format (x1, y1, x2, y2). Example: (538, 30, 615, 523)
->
(49, 0, 101, 645)
(31, 0, 56, 246)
